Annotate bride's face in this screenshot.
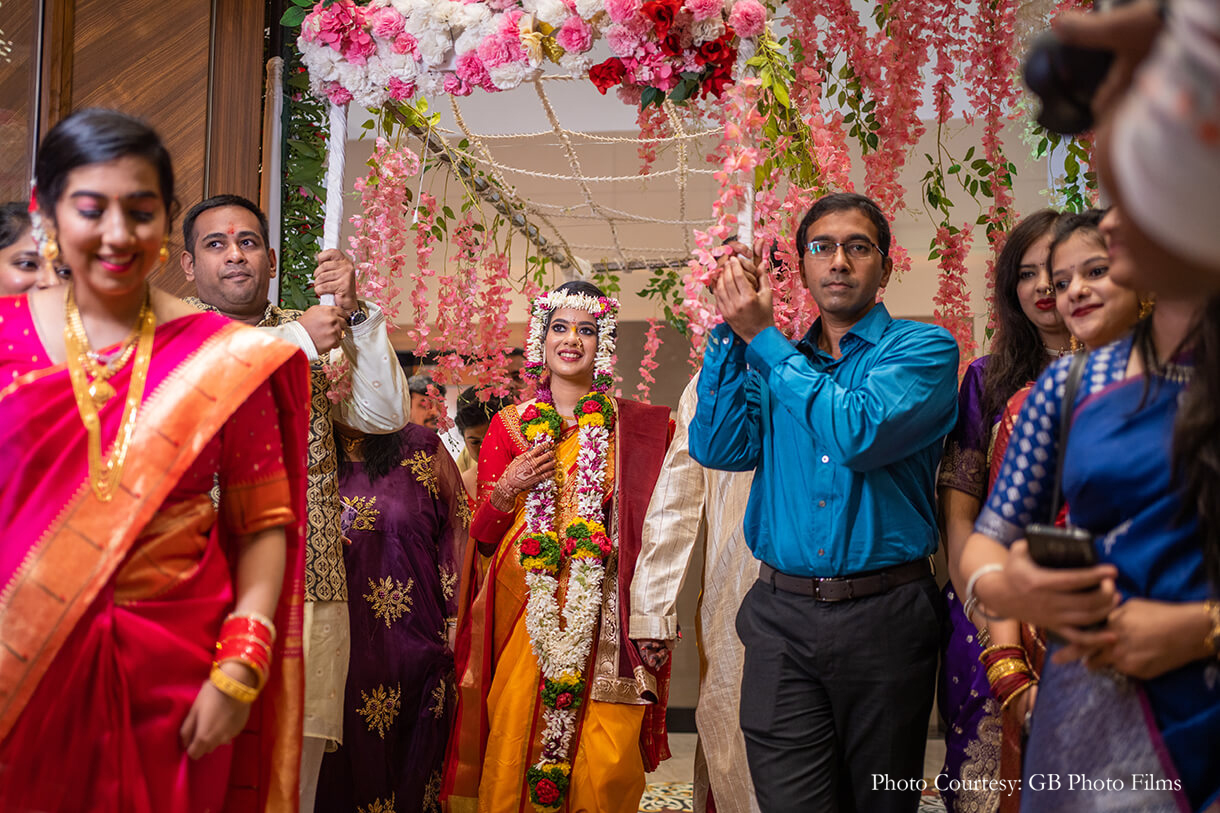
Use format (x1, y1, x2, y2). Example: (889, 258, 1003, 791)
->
(544, 306, 598, 382)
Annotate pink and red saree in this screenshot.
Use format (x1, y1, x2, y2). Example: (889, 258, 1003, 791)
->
(0, 295, 309, 812)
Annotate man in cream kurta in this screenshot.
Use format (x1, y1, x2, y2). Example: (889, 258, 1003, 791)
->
(629, 372, 759, 813)
(180, 195, 411, 810)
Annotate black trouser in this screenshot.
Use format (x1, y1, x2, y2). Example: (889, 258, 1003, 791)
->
(736, 573, 945, 812)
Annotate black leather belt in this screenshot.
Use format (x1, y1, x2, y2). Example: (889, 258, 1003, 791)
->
(759, 558, 932, 602)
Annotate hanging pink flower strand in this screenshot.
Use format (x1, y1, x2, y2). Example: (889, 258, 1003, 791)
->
(635, 318, 663, 404)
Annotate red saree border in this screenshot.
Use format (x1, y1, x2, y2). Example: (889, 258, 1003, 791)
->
(0, 322, 302, 741)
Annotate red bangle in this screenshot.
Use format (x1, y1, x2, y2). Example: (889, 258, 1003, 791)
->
(991, 672, 1032, 705)
(221, 614, 275, 647)
(215, 636, 272, 688)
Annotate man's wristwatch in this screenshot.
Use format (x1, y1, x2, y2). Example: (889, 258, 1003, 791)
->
(347, 305, 368, 326)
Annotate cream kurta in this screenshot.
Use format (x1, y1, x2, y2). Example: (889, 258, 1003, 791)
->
(628, 373, 759, 813)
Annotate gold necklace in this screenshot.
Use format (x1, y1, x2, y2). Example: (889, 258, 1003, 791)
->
(65, 289, 144, 408)
(64, 285, 156, 502)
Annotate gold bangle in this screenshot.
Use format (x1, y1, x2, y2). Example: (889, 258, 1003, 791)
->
(1206, 600, 1220, 659)
(979, 644, 1024, 661)
(209, 664, 259, 704)
(1000, 679, 1036, 713)
(986, 658, 1031, 687)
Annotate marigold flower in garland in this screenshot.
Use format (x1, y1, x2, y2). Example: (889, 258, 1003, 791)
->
(563, 518, 611, 562)
(576, 392, 615, 430)
(520, 531, 561, 574)
(526, 762, 571, 812)
(521, 401, 563, 441)
(541, 673, 586, 710)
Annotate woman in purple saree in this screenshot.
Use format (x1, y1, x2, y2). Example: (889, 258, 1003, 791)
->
(937, 210, 1070, 812)
(314, 422, 468, 812)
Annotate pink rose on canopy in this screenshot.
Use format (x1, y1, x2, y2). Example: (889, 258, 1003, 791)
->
(444, 73, 473, 96)
(392, 31, 420, 58)
(325, 82, 354, 105)
(387, 76, 416, 101)
(456, 51, 493, 90)
(728, 0, 766, 37)
(684, 0, 723, 22)
(604, 0, 642, 24)
(556, 15, 594, 53)
(478, 33, 518, 68)
(605, 24, 642, 57)
(370, 7, 405, 39)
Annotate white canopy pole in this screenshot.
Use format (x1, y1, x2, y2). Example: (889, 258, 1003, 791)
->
(319, 101, 348, 306)
(734, 37, 758, 247)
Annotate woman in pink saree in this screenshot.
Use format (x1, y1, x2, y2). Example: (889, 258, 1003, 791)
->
(0, 109, 309, 811)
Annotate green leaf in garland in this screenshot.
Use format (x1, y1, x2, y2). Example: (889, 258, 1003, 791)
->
(280, 6, 305, 26)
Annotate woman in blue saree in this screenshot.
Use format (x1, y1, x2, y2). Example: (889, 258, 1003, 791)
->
(961, 205, 1220, 813)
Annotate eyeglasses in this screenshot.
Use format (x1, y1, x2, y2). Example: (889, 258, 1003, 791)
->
(805, 239, 884, 262)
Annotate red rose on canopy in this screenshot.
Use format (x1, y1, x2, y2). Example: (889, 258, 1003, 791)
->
(642, 0, 681, 40)
(701, 60, 734, 98)
(589, 58, 627, 94)
(535, 779, 561, 805)
(555, 691, 574, 709)
(698, 34, 735, 68)
(521, 538, 542, 556)
(659, 32, 684, 58)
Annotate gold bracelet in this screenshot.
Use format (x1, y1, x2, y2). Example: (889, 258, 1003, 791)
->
(209, 664, 259, 704)
(986, 658, 1031, 687)
(1000, 678, 1036, 713)
(979, 644, 1024, 660)
(1206, 600, 1220, 659)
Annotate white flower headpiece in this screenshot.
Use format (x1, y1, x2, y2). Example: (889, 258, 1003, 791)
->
(524, 289, 618, 394)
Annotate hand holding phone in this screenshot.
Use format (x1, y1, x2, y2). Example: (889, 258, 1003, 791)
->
(1024, 523, 1106, 633)
(1025, 523, 1098, 569)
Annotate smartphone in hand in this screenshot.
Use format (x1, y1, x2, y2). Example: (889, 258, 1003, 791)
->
(1024, 523, 1105, 633)
(1025, 524, 1097, 568)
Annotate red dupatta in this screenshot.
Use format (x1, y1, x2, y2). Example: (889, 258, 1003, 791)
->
(0, 307, 310, 811)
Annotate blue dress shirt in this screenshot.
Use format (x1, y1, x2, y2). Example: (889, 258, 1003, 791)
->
(689, 303, 959, 578)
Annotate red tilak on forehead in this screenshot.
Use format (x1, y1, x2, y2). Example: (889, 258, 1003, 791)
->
(226, 223, 236, 235)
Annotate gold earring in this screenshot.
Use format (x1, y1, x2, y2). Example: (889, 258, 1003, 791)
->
(42, 232, 60, 263)
(1138, 296, 1155, 319)
(1069, 335, 1083, 352)
(159, 238, 170, 264)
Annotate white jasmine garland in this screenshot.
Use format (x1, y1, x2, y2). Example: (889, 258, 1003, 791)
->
(516, 289, 619, 809)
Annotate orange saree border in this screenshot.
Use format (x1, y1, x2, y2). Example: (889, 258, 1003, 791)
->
(0, 322, 301, 741)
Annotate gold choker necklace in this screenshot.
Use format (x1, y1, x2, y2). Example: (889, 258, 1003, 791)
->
(64, 285, 156, 501)
(1044, 345, 1073, 359)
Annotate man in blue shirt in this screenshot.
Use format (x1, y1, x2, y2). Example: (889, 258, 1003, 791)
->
(690, 193, 958, 812)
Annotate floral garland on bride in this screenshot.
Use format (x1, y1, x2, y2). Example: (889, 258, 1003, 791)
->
(516, 289, 618, 812)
